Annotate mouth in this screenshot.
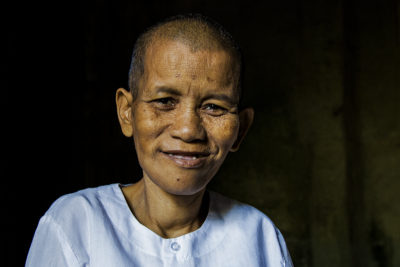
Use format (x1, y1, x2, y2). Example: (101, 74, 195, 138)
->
(161, 150, 210, 168)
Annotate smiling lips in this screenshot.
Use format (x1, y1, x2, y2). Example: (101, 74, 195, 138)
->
(162, 150, 210, 168)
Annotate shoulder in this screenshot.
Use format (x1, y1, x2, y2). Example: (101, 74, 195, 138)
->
(43, 183, 120, 225)
(208, 191, 293, 265)
(209, 190, 277, 231)
(27, 184, 120, 266)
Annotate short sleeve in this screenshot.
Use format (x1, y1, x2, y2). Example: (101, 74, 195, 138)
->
(25, 215, 82, 267)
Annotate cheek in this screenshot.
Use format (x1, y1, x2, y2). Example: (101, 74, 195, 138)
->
(132, 106, 168, 152)
(204, 115, 240, 148)
(133, 105, 168, 135)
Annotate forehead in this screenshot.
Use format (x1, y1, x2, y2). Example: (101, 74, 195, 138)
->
(141, 40, 237, 92)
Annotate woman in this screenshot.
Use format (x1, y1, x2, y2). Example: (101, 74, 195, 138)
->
(26, 14, 293, 267)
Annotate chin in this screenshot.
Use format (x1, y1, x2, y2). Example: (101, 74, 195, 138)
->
(142, 162, 219, 196)
(158, 177, 210, 196)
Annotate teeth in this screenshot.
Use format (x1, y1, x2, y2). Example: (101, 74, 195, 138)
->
(168, 153, 198, 159)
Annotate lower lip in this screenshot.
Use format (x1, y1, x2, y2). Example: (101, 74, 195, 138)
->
(162, 152, 207, 168)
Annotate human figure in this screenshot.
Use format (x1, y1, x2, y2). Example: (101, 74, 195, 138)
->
(26, 14, 293, 267)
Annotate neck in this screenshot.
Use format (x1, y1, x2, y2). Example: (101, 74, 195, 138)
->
(122, 178, 209, 238)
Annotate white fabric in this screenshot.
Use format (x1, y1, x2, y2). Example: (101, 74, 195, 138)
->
(26, 184, 293, 267)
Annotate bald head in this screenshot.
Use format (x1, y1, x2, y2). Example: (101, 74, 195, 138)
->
(128, 14, 242, 101)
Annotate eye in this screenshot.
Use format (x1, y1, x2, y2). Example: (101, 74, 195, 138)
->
(152, 97, 176, 110)
(202, 103, 227, 116)
(204, 103, 223, 110)
(155, 97, 174, 105)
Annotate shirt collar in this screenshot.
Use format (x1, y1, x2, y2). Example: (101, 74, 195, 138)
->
(98, 183, 227, 261)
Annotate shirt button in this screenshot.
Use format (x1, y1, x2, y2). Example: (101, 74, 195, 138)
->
(170, 242, 181, 251)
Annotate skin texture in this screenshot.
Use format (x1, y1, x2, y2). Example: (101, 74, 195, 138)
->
(128, 17, 241, 100)
(116, 39, 254, 238)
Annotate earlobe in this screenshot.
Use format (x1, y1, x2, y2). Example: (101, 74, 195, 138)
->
(116, 88, 134, 137)
(230, 107, 254, 152)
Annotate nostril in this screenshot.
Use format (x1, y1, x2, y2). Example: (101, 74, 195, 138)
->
(171, 127, 206, 142)
(171, 121, 206, 142)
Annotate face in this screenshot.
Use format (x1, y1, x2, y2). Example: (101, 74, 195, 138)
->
(117, 40, 252, 196)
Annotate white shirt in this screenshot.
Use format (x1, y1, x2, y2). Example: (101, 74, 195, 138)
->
(26, 184, 293, 267)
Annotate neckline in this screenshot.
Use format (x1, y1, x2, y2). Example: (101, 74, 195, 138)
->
(114, 183, 215, 241)
(99, 183, 227, 259)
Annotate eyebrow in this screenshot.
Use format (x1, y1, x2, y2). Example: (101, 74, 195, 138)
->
(155, 87, 182, 96)
(203, 93, 238, 105)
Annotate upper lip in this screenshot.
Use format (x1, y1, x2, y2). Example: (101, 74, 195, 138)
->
(162, 150, 210, 157)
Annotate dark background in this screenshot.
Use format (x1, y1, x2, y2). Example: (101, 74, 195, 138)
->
(6, 0, 399, 266)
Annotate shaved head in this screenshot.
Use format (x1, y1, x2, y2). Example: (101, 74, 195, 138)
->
(128, 14, 242, 102)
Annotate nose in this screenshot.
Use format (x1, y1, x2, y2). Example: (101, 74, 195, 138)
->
(170, 108, 206, 143)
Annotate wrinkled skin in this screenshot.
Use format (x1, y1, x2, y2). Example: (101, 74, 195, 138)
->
(117, 40, 253, 196)
(116, 39, 253, 237)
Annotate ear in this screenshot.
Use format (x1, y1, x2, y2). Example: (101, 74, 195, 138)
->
(230, 107, 254, 152)
(116, 88, 134, 137)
